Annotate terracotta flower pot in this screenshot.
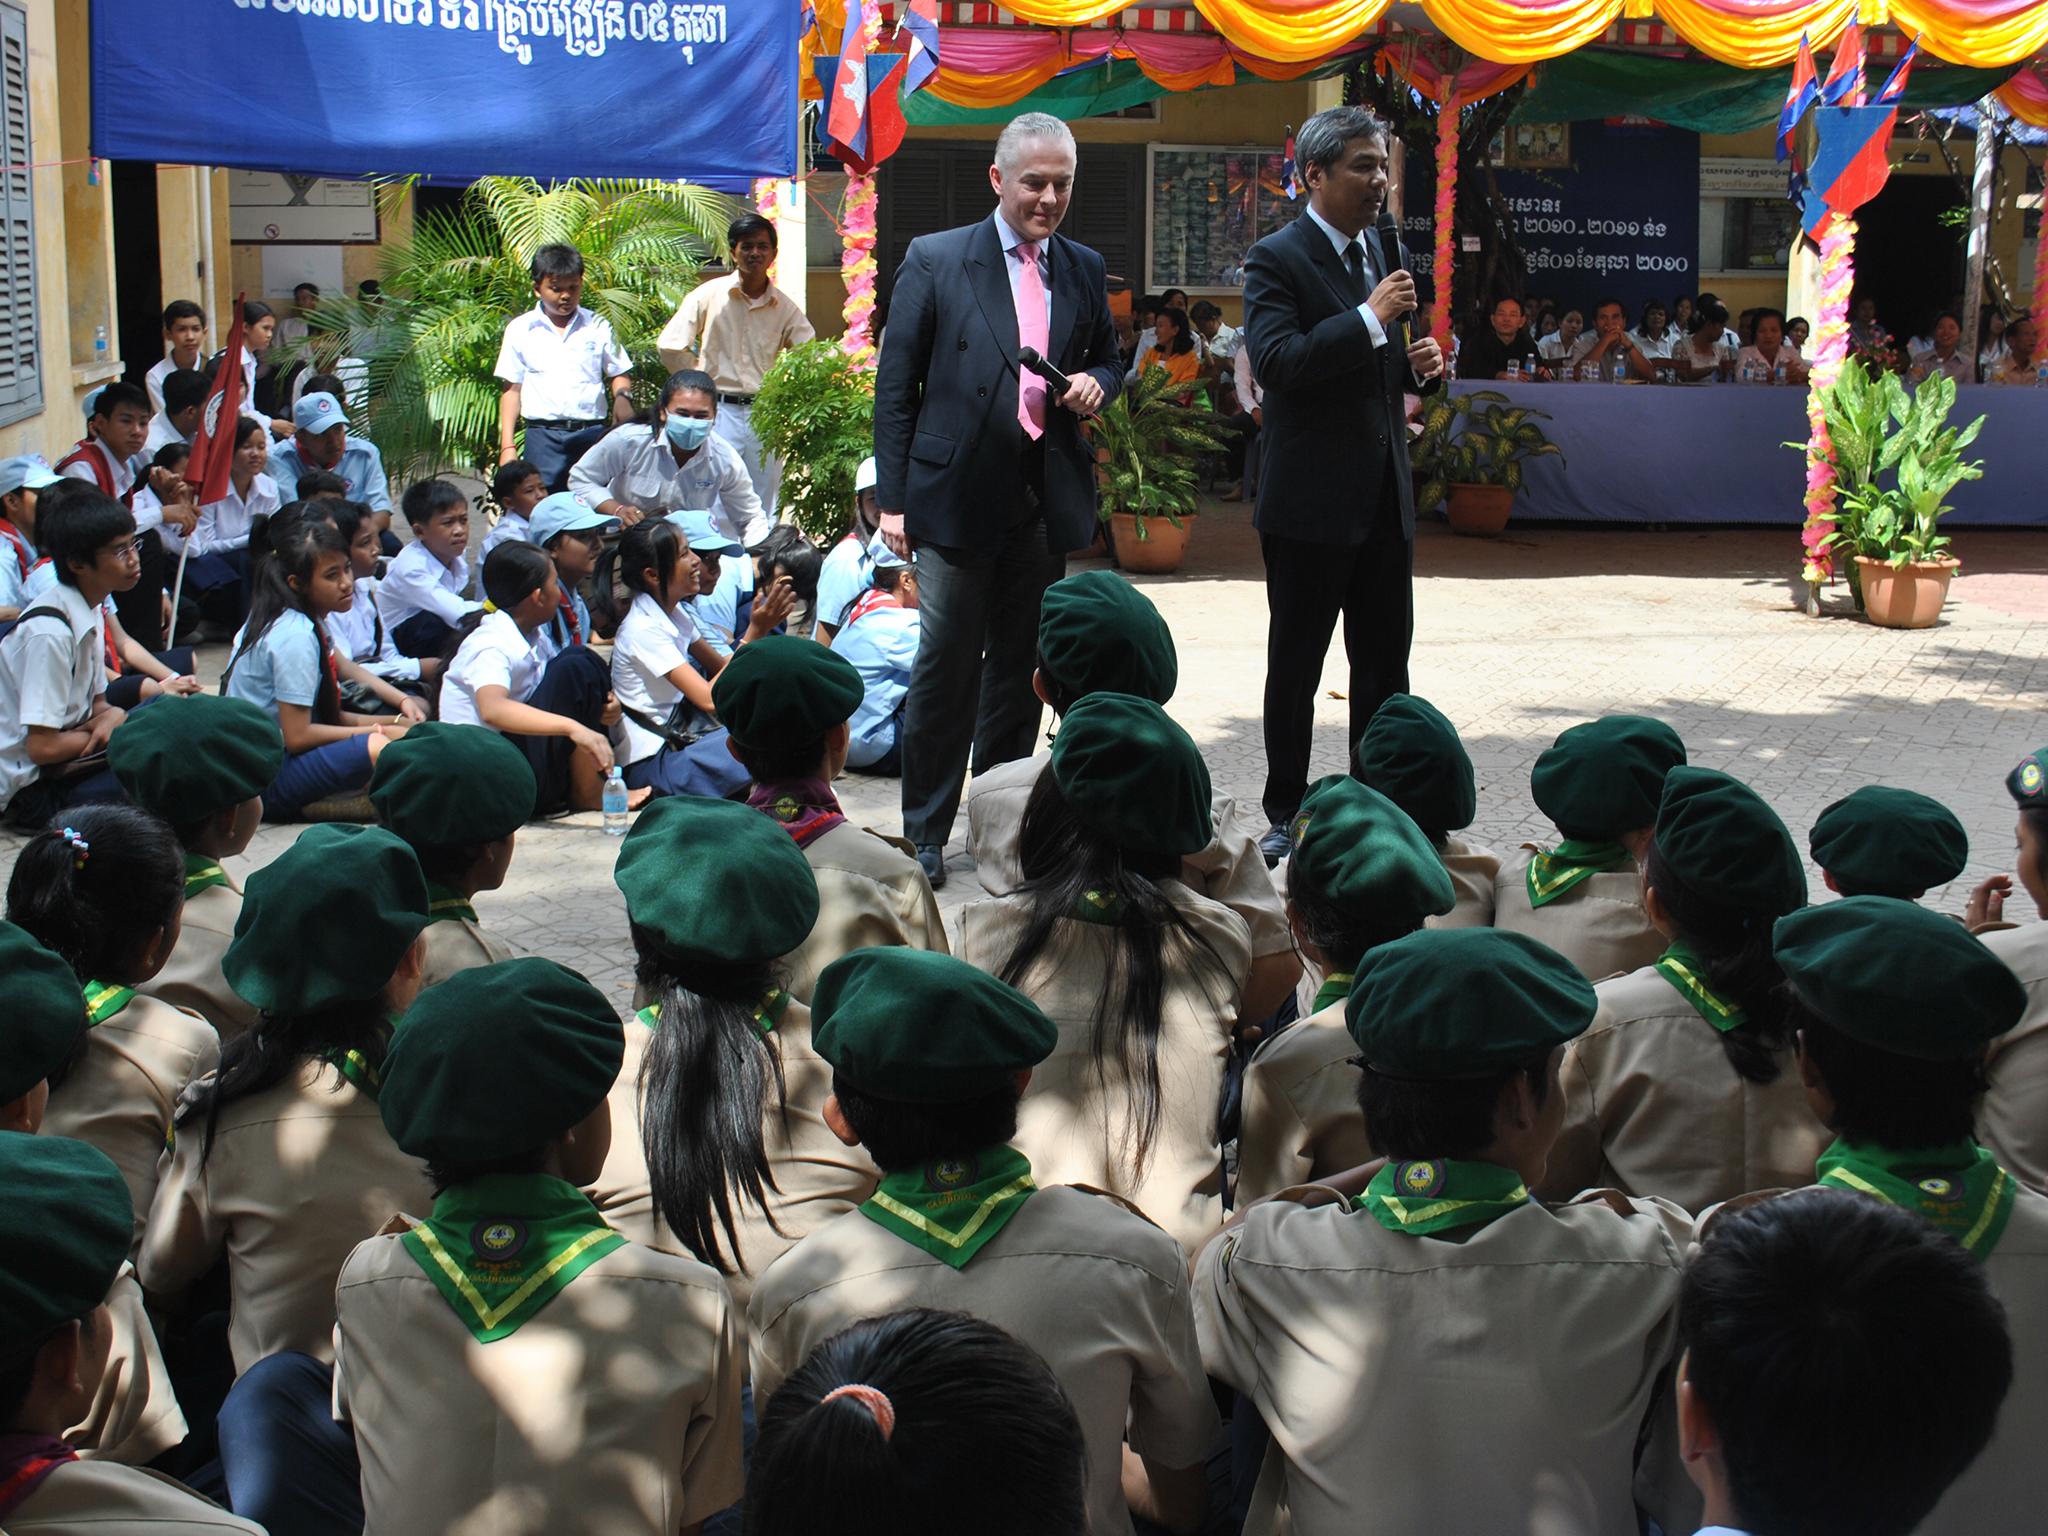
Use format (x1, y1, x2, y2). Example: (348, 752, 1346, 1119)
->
(1855, 554, 1958, 629)
(1107, 512, 1191, 574)
(1445, 482, 1514, 537)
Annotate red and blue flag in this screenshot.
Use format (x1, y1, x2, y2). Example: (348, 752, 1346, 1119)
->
(1819, 21, 1865, 107)
(900, 0, 940, 96)
(1874, 36, 1920, 104)
(1778, 34, 1818, 163)
(820, 1, 907, 175)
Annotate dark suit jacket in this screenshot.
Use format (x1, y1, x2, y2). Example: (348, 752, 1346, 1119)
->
(1243, 211, 1435, 544)
(874, 215, 1123, 554)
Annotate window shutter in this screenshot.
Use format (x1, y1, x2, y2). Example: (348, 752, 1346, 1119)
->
(0, 2, 41, 428)
(876, 144, 946, 297)
(1065, 144, 1141, 289)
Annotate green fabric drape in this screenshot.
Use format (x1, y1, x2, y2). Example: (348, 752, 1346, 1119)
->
(904, 60, 1348, 127)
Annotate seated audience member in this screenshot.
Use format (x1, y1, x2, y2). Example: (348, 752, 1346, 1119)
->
(7, 804, 220, 1246)
(59, 383, 183, 648)
(1538, 767, 1826, 1212)
(0, 453, 61, 624)
(1631, 300, 1674, 360)
(144, 299, 208, 413)
(1737, 309, 1807, 383)
(145, 367, 207, 458)
(185, 417, 278, 628)
(1461, 296, 1545, 380)
(568, 368, 767, 544)
(480, 458, 546, 557)
(1142, 306, 1203, 400)
(1990, 316, 2040, 383)
(749, 947, 1220, 1536)
(524, 490, 618, 663)
(1190, 299, 1238, 363)
(107, 695, 280, 1039)
(1977, 747, 2048, 1191)
(1353, 692, 1499, 928)
(1492, 715, 1686, 981)
(958, 693, 1251, 1257)
(750, 524, 824, 639)
(1979, 308, 2011, 378)
(128, 442, 200, 641)
(1848, 294, 1885, 349)
(1669, 294, 1696, 340)
(1195, 927, 1690, 1536)
(1670, 303, 1734, 381)
(668, 508, 794, 662)
(1235, 777, 1454, 1206)
(748, 1309, 1089, 1536)
(1786, 314, 1810, 349)
(367, 723, 534, 987)
(829, 535, 920, 775)
(1677, 1192, 2011, 1536)
(377, 478, 478, 658)
(711, 636, 947, 1001)
(1572, 297, 1656, 380)
(334, 958, 744, 1536)
(266, 389, 393, 529)
(1912, 311, 1972, 385)
(234, 302, 295, 439)
(0, 1135, 265, 1534)
(816, 457, 883, 644)
(324, 498, 436, 708)
(1808, 785, 1966, 902)
(1537, 307, 1583, 364)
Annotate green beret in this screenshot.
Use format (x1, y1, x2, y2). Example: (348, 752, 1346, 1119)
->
(1049, 692, 1211, 858)
(0, 1135, 132, 1362)
(1653, 767, 1808, 918)
(225, 825, 430, 1013)
(1289, 779, 1455, 931)
(614, 796, 820, 967)
(369, 722, 537, 848)
(1037, 571, 1178, 704)
(1353, 694, 1476, 837)
(1347, 928, 1597, 1079)
(2005, 747, 2048, 808)
(1809, 786, 1967, 899)
(814, 948, 1057, 1103)
(1531, 716, 1687, 840)
(380, 956, 623, 1164)
(711, 635, 863, 751)
(0, 922, 88, 1105)
(107, 694, 283, 822)
(1775, 896, 2025, 1060)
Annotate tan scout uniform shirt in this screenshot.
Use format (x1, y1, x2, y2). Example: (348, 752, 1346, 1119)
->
(1428, 834, 1500, 929)
(144, 878, 257, 1041)
(657, 272, 815, 390)
(139, 1057, 437, 1375)
(418, 914, 519, 990)
(1538, 966, 1830, 1212)
(1235, 1002, 1371, 1207)
(967, 752, 1295, 962)
(6, 1460, 263, 1534)
(1194, 1188, 1688, 1536)
(1492, 847, 1665, 981)
(779, 820, 950, 1003)
(335, 1231, 744, 1536)
(957, 882, 1251, 1256)
(587, 999, 879, 1318)
(45, 995, 220, 1250)
(70, 1267, 187, 1466)
(1980, 921, 2048, 1192)
(749, 1184, 1220, 1536)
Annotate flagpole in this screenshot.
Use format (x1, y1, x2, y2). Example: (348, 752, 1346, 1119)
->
(167, 525, 194, 636)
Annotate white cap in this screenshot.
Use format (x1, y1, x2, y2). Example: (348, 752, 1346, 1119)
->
(854, 456, 878, 493)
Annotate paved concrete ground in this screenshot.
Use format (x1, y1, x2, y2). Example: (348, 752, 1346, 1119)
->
(9, 496, 2047, 1018)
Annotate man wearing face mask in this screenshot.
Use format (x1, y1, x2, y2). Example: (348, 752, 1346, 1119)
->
(567, 368, 768, 544)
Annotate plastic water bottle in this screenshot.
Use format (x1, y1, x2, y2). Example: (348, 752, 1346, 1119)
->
(1774, 361, 1788, 387)
(2036, 361, 2048, 389)
(1505, 357, 1520, 382)
(93, 324, 107, 360)
(602, 766, 629, 835)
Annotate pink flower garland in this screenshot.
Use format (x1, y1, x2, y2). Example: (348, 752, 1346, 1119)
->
(1432, 95, 1460, 349)
(2034, 209, 2048, 339)
(840, 172, 879, 369)
(1800, 212, 1856, 589)
(752, 178, 784, 285)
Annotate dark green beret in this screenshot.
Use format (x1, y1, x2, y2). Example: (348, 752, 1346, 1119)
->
(814, 948, 1057, 1103)
(1809, 786, 1967, 898)
(369, 722, 537, 848)
(1037, 571, 1178, 704)
(1653, 767, 1808, 918)
(1775, 896, 2025, 1060)
(1353, 694, 1476, 837)
(1531, 716, 1687, 840)
(1050, 692, 1212, 857)
(613, 796, 820, 967)
(107, 694, 283, 822)
(380, 956, 623, 1164)
(1346, 928, 1597, 1079)
(0, 922, 87, 1105)
(225, 825, 430, 1013)
(0, 1135, 132, 1362)
(711, 635, 864, 751)
(2005, 747, 2048, 808)
(1289, 779, 1455, 930)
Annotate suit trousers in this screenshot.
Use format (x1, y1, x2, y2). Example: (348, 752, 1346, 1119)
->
(1259, 490, 1413, 826)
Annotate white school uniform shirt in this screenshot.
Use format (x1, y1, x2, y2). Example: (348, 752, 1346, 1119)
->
(144, 354, 205, 415)
(326, 576, 421, 683)
(125, 483, 187, 555)
(610, 590, 702, 765)
(494, 303, 631, 422)
(59, 440, 137, 502)
(144, 412, 191, 460)
(480, 510, 532, 558)
(0, 579, 107, 811)
(375, 540, 478, 633)
(1630, 328, 1673, 360)
(567, 423, 764, 546)
(192, 473, 278, 557)
(440, 609, 542, 728)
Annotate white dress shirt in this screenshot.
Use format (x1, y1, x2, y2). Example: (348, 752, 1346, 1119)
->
(374, 539, 477, 633)
(326, 576, 421, 683)
(0, 579, 107, 812)
(494, 304, 632, 423)
(610, 591, 703, 765)
(194, 472, 279, 557)
(440, 609, 541, 728)
(567, 423, 767, 546)
(1301, 202, 1391, 350)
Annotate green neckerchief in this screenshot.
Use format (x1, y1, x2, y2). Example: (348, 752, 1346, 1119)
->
(637, 988, 790, 1038)
(1817, 1138, 2017, 1258)
(183, 853, 230, 899)
(83, 979, 136, 1027)
(398, 1173, 626, 1343)
(425, 882, 479, 927)
(1311, 971, 1356, 1014)
(1355, 1157, 1531, 1238)
(1070, 888, 1126, 925)
(322, 1047, 383, 1101)
(859, 1143, 1037, 1270)
(1654, 939, 1747, 1033)
(1525, 838, 1629, 908)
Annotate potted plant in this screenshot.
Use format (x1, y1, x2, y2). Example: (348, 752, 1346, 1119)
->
(1090, 367, 1230, 574)
(751, 339, 877, 545)
(1412, 389, 1564, 536)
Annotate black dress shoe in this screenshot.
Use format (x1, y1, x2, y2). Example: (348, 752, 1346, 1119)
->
(1258, 823, 1292, 868)
(916, 844, 948, 889)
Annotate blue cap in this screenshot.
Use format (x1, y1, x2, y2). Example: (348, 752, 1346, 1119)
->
(294, 391, 348, 435)
(529, 491, 618, 547)
(82, 386, 106, 419)
(866, 532, 912, 570)
(665, 508, 743, 555)
(0, 455, 62, 496)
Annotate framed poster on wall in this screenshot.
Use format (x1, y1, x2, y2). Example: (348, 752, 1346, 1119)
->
(1146, 145, 1300, 295)
(228, 173, 380, 245)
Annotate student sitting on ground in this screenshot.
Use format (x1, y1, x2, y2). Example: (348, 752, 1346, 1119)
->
(480, 457, 547, 557)
(815, 456, 882, 646)
(377, 477, 478, 658)
(829, 535, 920, 777)
(60, 383, 186, 650)
(664, 508, 796, 663)
(750, 525, 823, 639)
(1977, 746, 2048, 1192)
(526, 491, 617, 664)
(184, 417, 280, 630)
(1808, 784, 1968, 905)
(1352, 692, 1500, 929)
(711, 636, 947, 1002)
(107, 694, 281, 1040)
(323, 497, 435, 709)
(144, 366, 206, 459)
(0, 453, 62, 624)
(367, 723, 532, 987)
(144, 298, 208, 412)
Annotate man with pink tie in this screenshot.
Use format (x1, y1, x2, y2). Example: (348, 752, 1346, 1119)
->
(873, 112, 1124, 887)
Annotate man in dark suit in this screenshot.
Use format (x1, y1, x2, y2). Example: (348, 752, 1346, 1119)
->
(874, 112, 1123, 887)
(1244, 105, 1445, 863)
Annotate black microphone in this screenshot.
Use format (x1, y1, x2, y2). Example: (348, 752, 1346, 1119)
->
(1017, 345, 1072, 398)
(1375, 205, 1418, 334)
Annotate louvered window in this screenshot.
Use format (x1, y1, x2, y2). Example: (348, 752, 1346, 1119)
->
(0, 2, 40, 428)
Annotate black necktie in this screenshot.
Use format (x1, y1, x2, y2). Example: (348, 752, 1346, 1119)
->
(1344, 240, 1368, 306)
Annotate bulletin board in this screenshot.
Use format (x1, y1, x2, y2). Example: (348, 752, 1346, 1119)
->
(228, 172, 380, 245)
(1145, 145, 1299, 295)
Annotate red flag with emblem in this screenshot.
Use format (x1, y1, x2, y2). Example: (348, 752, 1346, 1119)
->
(184, 295, 248, 508)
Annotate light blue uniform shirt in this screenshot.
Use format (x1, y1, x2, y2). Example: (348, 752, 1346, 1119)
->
(690, 556, 755, 660)
(815, 533, 871, 634)
(833, 603, 920, 768)
(224, 609, 324, 716)
(266, 436, 393, 513)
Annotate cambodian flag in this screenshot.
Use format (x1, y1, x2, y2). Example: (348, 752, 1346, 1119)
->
(1874, 36, 1920, 104)
(1819, 21, 1865, 107)
(825, 0, 873, 157)
(819, 3, 907, 175)
(900, 0, 940, 96)
(1778, 34, 1818, 163)
(1801, 103, 1898, 237)
(1281, 131, 1299, 200)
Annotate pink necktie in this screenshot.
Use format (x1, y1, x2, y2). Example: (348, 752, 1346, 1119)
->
(1014, 241, 1048, 440)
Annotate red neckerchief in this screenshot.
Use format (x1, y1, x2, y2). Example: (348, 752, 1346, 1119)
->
(54, 441, 136, 508)
(99, 601, 121, 678)
(747, 778, 847, 848)
(844, 587, 901, 629)
(0, 517, 40, 582)
(0, 1434, 77, 1521)
(555, 591, 583, 647)
(316, 620, 342, 723)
